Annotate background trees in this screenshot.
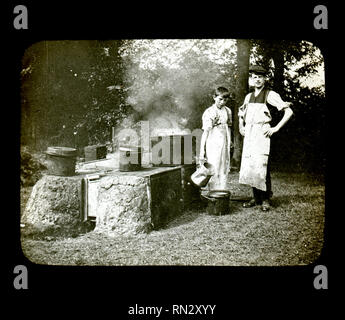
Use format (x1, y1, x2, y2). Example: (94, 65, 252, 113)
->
(20, 39, 325, 172)
(21, 40, 129, 152)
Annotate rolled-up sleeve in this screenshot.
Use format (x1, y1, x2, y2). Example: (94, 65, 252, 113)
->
(238, 104, 246, 119)
(267, 91, 292, 111)
(238, 94, 250, 119)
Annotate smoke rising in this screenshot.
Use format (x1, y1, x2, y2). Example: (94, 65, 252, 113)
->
(120, 40, 236, 136)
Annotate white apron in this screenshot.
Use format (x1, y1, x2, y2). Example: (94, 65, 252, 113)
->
(202, 105, 231, 191)
(239, 102, 271, 191)
(206, 124, 230, 190)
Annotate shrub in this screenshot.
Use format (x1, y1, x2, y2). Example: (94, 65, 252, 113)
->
(20, 146, 47, 187)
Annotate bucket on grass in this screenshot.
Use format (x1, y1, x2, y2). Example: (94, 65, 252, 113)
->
(45, 147, 77, 176)
(201, 190, 231, 216)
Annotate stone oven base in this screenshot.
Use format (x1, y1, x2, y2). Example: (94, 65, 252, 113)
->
(92, 174, 153, 235)
(21, 175, 83, 236)
(22, 165, 200, 237)
(84, 166, 196, 236)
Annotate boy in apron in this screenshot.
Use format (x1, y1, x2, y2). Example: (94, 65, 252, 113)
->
(199, 87, 232, 191)
(238, 65, 293, 211)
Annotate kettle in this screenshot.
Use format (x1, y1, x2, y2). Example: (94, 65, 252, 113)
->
(190, 163, 213, 188)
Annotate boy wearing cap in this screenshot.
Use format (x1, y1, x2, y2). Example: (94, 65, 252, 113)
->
(238, 65, 293, 211)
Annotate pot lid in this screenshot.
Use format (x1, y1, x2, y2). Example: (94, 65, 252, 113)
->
(46, 146, 77, 157)
(208, 190, 230, 198)
(119, 146, 142, 151)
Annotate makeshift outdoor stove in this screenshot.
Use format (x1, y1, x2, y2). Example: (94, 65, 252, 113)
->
(81, 166, 193, 235)
(23, 143, 200, 237)
(79, 133, 200, 235)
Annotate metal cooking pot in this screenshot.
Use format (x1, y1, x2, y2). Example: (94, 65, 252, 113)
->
(201, 190, 231, 215)
(45, 146, 77, 176)
(119, 145, 142, 171)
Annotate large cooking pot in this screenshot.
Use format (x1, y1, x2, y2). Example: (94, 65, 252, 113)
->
(201, 190, 231, 215)
(45, 146, 77, 176)
(119, 145, 142, 171)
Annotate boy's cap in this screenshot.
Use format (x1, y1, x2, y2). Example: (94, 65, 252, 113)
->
(249, 65, 267, 75)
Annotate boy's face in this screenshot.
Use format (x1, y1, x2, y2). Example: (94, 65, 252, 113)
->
(214, 95, 228, 108)
(250, 73, 266, 88)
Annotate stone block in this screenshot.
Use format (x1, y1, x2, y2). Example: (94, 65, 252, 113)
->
(93, 175, 152, 236)
(21, 175, 82, 236)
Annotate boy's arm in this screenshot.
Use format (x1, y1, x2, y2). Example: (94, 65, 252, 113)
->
(238, 105, 246, 136)
(264, 106, 293, 137)
(200, 109, 211, 164)
(238, 94, 250, 136)
(226, 106, 232, 150)
(264, 91, 293, 137)
(239, 117, 245, 136)
(199, 129, 209, 165)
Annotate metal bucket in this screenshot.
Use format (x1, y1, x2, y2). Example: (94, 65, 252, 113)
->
(202, 190, 231, 215)
(119, 145, 142, 171)
(45, 146, 77, 176)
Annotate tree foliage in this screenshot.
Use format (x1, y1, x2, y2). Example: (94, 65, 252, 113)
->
(21, 40, 129, 152)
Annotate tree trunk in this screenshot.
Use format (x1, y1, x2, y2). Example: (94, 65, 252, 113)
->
(271, 48, 285, 94)
(232, 39, 251, 169)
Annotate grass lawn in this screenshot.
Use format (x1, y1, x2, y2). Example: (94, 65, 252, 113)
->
(20, 171, 325, 266)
